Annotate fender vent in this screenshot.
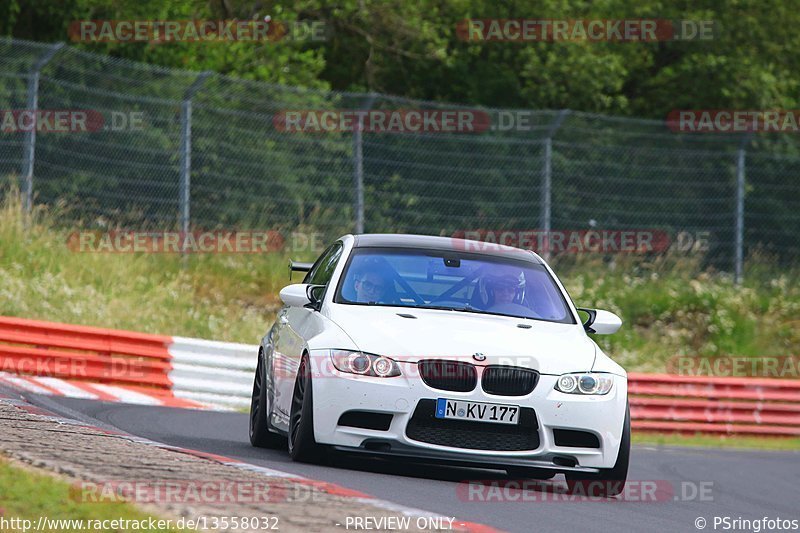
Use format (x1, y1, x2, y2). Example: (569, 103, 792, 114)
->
(337, 411, 393, 431)
(553, 429, 600, 448)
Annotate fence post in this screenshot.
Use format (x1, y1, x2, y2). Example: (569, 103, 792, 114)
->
(734, 134, 750, 285)
(179, 71, 213, 237)
(540, 109, 571, 259)
(19, 42, 64, 215)
(352, 93, 376, 234)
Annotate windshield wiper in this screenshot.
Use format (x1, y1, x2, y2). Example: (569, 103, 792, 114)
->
(416, 303, 484, 314)
(414, 303, 536, 320)
(415, 304, 457, 311)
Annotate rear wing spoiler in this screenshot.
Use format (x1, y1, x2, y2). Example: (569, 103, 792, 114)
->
(288, 261, 313, 281)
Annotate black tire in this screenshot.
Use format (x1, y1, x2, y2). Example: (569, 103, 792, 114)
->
(288, 354, 325, 463)
(249, 351, 286, 448)
(565, 402, 630, 497)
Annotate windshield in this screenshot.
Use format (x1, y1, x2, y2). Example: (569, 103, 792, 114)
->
(334, 247, 575, 324)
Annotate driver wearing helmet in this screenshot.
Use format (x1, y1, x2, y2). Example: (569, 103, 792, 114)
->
(352, 257, 393, 304)
(483, 267, 528, 313)
(355, 269, 389, 303)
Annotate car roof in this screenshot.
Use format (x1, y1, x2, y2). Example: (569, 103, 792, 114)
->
(351, 233, 541, 263)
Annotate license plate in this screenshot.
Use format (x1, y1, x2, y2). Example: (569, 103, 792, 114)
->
(435, 398, 520, 425)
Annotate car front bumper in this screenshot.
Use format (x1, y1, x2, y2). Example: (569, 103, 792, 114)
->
(309, 353, 628, 472)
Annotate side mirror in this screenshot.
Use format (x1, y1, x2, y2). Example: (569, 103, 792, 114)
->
(307, 284, 325, 310)
(279, 284, 325, 309)
(577, 308, 622, 335)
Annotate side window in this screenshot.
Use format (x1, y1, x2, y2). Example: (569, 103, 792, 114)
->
(303, 244, 336, 283)
(304, 242, 343, 287)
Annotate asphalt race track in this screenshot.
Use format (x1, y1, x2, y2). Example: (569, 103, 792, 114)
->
(26, 394, 800, 533)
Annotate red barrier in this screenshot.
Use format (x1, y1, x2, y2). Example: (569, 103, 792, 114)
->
(0, 316, 172, 389)
(628, 373, 800, 436)
(1, 316, 799, 436)
(0, 316, 171, 359)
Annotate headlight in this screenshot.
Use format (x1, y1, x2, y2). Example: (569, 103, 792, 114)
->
(555, 372, 613, 395)
(330, 350, 401, 378)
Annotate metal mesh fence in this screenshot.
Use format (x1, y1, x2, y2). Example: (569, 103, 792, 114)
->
(0, 39, 59, 178)
(1, 37, 799, 275)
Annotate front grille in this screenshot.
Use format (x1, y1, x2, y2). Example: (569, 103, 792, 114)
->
(405, 399, 539, 451)
(481, 366, 539, 396)
(418, 360, 477, 392)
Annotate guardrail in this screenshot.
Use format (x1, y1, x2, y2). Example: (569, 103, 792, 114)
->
(0, 316, 172, 389)
(1, 316, 799, 435)
(628, 373, 800, 436)
(0, 316, 256, 409)
(168, 336, 256, 409)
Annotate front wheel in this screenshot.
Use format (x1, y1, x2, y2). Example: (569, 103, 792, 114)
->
(288, 354, 325, 463)
(249, 352, 285, 449)
(565, 402, 630, 497)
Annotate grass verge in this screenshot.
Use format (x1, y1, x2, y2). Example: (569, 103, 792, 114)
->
(1, 187, 799, 373)
(0, 456, 186, 532)
(632, 432, 800, 451)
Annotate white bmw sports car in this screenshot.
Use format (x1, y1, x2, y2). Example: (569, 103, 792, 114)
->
(250, 234, 629, 495)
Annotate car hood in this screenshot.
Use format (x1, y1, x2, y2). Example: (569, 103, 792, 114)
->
(326, 304, 595, 375)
